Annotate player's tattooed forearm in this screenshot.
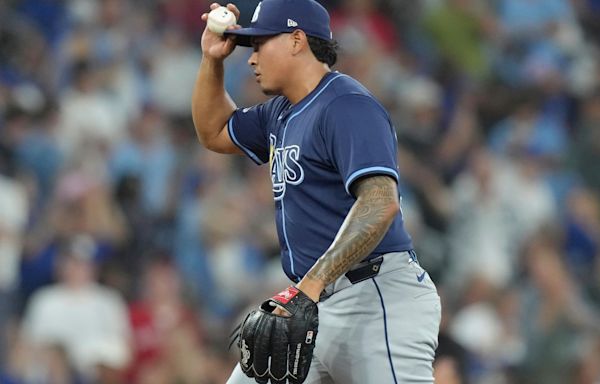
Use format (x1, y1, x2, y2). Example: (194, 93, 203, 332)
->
(306, 175, 399, 285)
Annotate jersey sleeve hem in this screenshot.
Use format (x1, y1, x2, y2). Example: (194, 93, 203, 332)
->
(227, 117, 266, 165)
(345, 166, 399, 195)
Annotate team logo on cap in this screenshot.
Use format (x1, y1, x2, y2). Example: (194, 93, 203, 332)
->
(251, 2, 262, 23)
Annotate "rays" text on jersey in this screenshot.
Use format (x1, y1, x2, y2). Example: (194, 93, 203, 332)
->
(270, 134, 304, 200)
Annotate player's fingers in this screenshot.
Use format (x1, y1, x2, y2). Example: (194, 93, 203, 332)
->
(223, 35, 237, 52)
(226, 3, 241, 20)
(203, 3, 221, 25)
(225, 24, 242, 31)
(269, 317, 289, 384)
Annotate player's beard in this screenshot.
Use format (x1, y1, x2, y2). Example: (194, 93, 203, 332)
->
(259, 84, 282, 97)
(261, 87, 279, 96)
(256, 74, 283, 96)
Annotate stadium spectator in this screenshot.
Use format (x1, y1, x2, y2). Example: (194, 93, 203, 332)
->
(21, 235, 131, 382)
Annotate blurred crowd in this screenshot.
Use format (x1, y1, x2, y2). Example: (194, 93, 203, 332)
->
(0, 0, 599, 383)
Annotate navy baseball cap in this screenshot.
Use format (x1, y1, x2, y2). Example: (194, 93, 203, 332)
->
(224, 0, 333, 47)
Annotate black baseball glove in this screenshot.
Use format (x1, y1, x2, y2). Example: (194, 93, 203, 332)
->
(236, 286, 319, 384)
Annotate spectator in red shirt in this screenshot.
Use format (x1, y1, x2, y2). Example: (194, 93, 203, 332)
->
(127, 259, 205, 383)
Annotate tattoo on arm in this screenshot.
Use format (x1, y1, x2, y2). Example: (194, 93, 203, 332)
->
(305, 175, 399, 286)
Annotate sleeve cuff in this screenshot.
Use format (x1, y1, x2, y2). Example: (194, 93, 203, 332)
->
(344, 166, 399, 195)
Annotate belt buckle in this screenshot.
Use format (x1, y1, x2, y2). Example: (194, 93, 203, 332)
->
(345, 256, 384, 284)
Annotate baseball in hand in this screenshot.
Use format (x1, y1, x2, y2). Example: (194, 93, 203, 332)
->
(207, 6, 237, 35)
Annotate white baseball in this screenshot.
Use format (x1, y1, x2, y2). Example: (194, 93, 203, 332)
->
(207, 6, 237, 35)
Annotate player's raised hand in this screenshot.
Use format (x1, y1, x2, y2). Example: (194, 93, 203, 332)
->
(200, 3, 241, 60)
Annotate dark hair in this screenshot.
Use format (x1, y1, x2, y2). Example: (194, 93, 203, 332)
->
(307, 36, 339, 67)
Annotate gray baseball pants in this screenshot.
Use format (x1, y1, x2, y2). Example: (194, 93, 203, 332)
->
(227, 251, 441, 383)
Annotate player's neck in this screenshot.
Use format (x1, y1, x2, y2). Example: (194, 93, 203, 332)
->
(284, 63, 331, 105)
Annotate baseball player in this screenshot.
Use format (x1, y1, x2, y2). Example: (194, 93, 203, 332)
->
(192, 1, 441, 383)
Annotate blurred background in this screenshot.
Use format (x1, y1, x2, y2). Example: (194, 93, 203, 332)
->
(0, 0, 599, 383)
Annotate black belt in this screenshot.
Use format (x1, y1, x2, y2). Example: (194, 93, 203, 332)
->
(344, 255, 384, 284)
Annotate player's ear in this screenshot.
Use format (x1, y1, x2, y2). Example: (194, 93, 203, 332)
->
(290, 29, 308, 55)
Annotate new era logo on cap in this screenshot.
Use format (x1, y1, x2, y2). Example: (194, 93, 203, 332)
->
(225, 0, 333, 47)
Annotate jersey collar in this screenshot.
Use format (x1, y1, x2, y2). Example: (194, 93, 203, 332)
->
(280, 71, 339, 121)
